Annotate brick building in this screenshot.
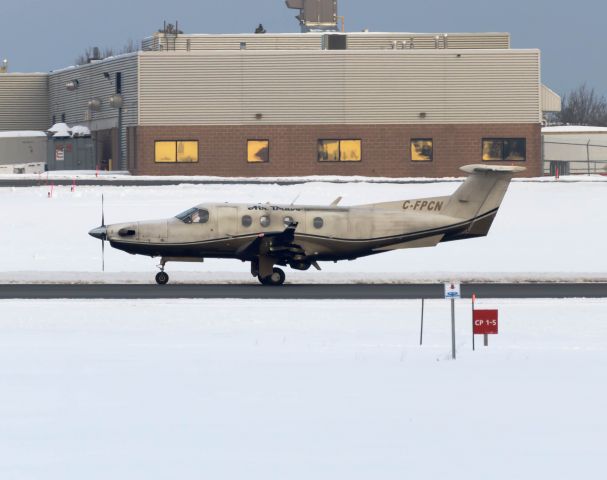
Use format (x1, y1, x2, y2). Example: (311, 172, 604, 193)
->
(1, 29, 561, 177)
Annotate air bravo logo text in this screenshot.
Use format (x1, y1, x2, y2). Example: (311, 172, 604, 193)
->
(402, 200, 443, 212)
(248, 205, 303, 212)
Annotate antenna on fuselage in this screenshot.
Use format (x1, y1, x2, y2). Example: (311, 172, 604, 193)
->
(290, 193, 301, 205)
(330, 196, 342, 206)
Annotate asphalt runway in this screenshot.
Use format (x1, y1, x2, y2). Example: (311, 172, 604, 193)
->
(0, 283, 606, 299)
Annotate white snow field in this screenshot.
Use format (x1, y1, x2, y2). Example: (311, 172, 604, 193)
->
(1, 298, 606, 479)
(0, 177, 605, 282)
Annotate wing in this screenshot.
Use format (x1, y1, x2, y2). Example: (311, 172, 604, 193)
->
(235, 222, 305, 260)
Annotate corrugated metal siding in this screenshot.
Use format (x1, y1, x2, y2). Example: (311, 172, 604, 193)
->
(141, 32, 509, 52)
(346, 33, 510, 50)
(48, 54, 138, 167)
(541, 84, 561, 112)
(144, 33, 322, 51)
(139, 49, 540, 126)
(0, 74, 49, 130)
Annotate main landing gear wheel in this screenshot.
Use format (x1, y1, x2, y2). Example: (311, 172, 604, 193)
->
(155, 271, 169, 285)
(258, 267, 286, 286)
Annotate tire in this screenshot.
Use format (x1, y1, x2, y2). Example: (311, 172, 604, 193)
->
(258, 267, 285, 286)
(155, 271, 169, 285)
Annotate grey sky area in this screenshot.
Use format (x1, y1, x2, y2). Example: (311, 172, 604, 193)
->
(1, 0, 605, 97)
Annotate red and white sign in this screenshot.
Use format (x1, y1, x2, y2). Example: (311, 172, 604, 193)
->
(473, 309, 498, 335)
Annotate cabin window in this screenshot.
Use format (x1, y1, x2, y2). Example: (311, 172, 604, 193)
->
(175, 207, 208, 224)
(247, 140, 269, 163)
(411, 138, 433, 162)
(313, 217, 324, 229)
(191, 209, 209, 224)
(260, 215, 271, 227)
(318, 139, 361, 162)
(482, 138, 526, 161)
(283, 216, 294, 227)
(155, 140, 199, 163)
(241, 215, 252, 227)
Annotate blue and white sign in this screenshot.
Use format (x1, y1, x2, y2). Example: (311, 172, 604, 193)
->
(444, 282, 461, 299)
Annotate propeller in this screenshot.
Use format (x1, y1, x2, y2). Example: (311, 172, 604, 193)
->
(101, 193, 107, 272)
(101, 193, 105, 272)
(88, 193, 108, 271)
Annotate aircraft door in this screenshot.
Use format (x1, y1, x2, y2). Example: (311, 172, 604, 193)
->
(217, 206, 239, 237)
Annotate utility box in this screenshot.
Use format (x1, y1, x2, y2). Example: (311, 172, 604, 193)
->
(47, 136, 95, 171)
(286, 0, 338, 32)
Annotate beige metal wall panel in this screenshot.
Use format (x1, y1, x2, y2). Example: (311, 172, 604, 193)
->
(141, 37, 155, 51)
(49, 54, 138, 127)
(49, 54, 138, 166)
(346, 33, 510, 50)
(541, 84, 561, 112)
(0, 74, 49, 130)
(148, 33, 322, 51)
(138, 49, 540, 126)
(143, 32, 509, 52)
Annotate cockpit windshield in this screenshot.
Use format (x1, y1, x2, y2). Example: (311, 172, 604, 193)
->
(175, 207, 209, 224)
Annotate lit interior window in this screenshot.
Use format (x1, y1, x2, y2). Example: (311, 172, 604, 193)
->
(318, 140, 361, 162)
(155, 141, 176, 163)
(411, 139, 433, 162)
(177, 141, 198, 162)
(340, 140, 361, 161)
(248, 140, 269, 163)
(483, 139, 525, 161)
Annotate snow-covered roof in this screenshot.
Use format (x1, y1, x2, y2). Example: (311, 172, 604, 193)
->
(71, 125, 91, 137)
(543, 126, 607, 134)
(0, 130, 47, 138)
(48, 123, 70, 133)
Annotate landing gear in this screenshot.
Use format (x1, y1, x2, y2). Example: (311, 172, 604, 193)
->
(155, 271, 169, 285)
(258, 267, 285, 286)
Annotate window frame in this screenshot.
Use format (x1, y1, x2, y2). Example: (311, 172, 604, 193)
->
(317, 139, 362, 163)
(410, 138, 434, 162)
(246, 139, 270, 164)
(481, 138, 526, 162)
(154, 140, 200, 164)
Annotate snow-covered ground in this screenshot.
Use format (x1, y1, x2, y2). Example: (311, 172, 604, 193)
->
(1, 298, 605, 479)
(0, 178, 605, 282)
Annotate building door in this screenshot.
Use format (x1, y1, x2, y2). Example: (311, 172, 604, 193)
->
(94, 128, 118, 171)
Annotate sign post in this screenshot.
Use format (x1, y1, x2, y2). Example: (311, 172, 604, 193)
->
(471, 294, 476, 351)
(473, 309, 499, 347)
(444, 282, 461, 360)
(419, 298, 425, 346)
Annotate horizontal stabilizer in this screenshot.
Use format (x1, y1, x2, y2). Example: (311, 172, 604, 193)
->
(460, 164, 526, 174)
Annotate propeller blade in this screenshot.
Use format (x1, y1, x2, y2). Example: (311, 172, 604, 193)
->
(102, 237, 105, 272)
(101, 193, 105, 227)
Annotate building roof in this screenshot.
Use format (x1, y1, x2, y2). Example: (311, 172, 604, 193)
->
(543, 126, 607, 134)
(0, 130, 46, 138)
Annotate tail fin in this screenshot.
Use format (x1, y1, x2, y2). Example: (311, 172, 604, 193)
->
(442, 164, 525, 240)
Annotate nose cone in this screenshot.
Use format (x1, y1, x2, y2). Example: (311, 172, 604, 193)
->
(89, 226, 107, 240)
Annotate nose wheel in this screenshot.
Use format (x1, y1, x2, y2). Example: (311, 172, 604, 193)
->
(258, 267, 285, 286)
(155, 271, 169, 285)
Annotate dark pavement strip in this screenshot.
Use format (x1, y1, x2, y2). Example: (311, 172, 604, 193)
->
(0, 283, 605, 299)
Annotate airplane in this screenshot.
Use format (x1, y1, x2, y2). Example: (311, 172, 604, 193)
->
(89, 164, 525, 286)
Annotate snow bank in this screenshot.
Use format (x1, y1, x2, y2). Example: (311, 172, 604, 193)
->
(0, 298, 605, 479)
(0, 180, 605, 281)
